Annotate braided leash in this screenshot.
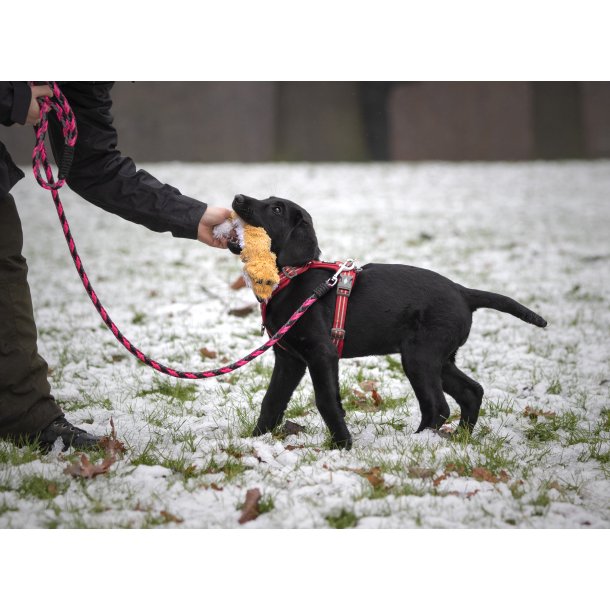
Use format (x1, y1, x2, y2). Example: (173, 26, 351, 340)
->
(32, 82, 331, 379)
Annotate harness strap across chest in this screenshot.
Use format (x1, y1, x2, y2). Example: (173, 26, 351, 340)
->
(260, 260, 359, 358)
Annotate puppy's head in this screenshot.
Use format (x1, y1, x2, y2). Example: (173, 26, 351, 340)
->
(232, 194, 320, 267)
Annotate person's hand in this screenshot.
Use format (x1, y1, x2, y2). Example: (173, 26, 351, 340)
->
(197, 206, 233, 248)
(26, 85, 53, 126)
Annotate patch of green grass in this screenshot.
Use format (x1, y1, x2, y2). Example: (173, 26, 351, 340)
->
(0, 500, 17, 517)
(201, 456, 247, 482)
(131, 311, 147, 325)
(599, 409, 610, 433)
(525, 422, 559, 443)
(546, 378, 563, 395)
(61, 395, 113, 412)
(136, 379, 198, 402)
(258, 495, 275, 515)
(130, 442, 159, 467)
(161, 456, 198, 480)
(18, 475, 69, 501)
(531, 491, 551, 509)
(326, 509, 358, 529)
(0, 442, 41, 466)
(484, 396, 515, 416)
(384, 355, 404, 375)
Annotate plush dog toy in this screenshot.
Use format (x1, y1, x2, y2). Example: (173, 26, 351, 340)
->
(214, 212, 280, 300)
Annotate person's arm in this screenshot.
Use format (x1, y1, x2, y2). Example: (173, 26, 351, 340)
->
(46, 82, 229, 244)
(0, 82, 31, 126)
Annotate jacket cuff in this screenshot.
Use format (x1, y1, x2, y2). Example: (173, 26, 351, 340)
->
(10, 82, 31, 125)
(173, 196, 208, 239)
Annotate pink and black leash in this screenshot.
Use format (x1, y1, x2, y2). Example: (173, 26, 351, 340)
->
(32, 81, 332, 379)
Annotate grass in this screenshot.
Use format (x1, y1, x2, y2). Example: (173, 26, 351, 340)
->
(18, 475, 69, 501)
(5, 161, 610, 529)
(136, 379, 199, 402)
(326, 509, 358, 529)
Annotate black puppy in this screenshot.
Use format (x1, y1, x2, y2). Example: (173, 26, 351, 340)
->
(231, 194, 547, 449)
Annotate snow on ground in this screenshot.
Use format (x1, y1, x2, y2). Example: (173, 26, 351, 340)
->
(1, 161, 609, 528)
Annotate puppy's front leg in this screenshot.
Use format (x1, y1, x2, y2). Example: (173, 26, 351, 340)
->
(307, 347, 352, 449)
(252, 347, 307, 437)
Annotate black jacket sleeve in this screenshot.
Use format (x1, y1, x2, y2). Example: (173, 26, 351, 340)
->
(47, 82, 207, 239)
(0, 82, 31, 126)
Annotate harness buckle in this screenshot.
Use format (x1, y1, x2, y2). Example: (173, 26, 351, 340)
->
(337, 273, 354, 297)
(331, 328, 346, 340)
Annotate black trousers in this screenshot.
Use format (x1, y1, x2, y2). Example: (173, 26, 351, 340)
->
(0, 193, 61, 438)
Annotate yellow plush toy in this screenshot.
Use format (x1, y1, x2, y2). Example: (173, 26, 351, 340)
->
(214, 212, 280, 300)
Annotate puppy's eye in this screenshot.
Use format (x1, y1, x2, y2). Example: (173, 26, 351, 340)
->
(272, 206, 282, 215)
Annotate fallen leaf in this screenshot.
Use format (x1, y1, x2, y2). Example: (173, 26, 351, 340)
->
(371, 389, 383, 407)
(229, 304, 257, 317)
(238, 488, 262, 524)
(98, 417, 126, 456)
(210, 483, 224, 491)
(352, 467, 385, 489)
(199, 347, 218, 359)
(349, 388, 379, 412)
(445, 462, 466, 476)
(523, 406, 556, 420)
(230, 275, 247, 290)
(359, 380, 379, 393)
(277, 420, 306, 438)
(546, 481, 565, 492)
(472, 467, 510, 484)
(64, 453, 116, 479)
(160, 510, 184, 524)
(285, 444, 306, 451)
(433, 473, 449, 487)
(408, 467, 436, 479)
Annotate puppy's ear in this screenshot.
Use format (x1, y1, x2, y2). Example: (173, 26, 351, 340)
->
(276, 213, 321, 267)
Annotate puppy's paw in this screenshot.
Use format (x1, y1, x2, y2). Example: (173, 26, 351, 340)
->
(330, 434, 353, 450)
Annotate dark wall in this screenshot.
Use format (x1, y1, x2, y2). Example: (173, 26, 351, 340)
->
(2, 81, 609, 164)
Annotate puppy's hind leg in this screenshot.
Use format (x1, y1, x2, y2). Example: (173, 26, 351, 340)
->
(252, 347, 306, 437)
(401, 349, 450, 432)
(441, 360, 483, 432)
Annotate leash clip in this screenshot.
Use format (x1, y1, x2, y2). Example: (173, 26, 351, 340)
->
(326, 258, 356, 287)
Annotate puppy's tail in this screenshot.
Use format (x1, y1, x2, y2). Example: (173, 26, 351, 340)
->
(461, 287, 547, 328)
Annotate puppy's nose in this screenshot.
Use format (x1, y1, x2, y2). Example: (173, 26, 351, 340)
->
(234, 194, 245, 203)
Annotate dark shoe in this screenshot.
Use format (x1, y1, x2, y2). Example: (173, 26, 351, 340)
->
(31, 416, 101, 452)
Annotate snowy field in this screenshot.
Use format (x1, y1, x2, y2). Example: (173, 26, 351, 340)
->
(1, 161, 609, 528)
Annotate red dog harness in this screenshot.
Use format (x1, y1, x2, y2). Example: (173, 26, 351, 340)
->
(260, 259, 359, 358)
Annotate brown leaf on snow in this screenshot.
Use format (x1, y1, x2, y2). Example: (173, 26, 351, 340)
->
(66, 417, 124, 479)
(523, 406, 556, 420)
(445, 462, 466, 476)
(64, 453, 116, 479)
(229, 304, 257, 317)
(230, 275, 247, 290)
(432, 473, 449, 487)
(238, 488, 262, 524)
(359, 380, 379, 393)
(408, 467, 436, 479)
(472, 467, 510, 484)
(199, 347, 218, 359)
(277, 420, 306, 438)
(98, 417, 126, 456)
(352, 467, 385, 489)
(160, 510, 184, 524)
